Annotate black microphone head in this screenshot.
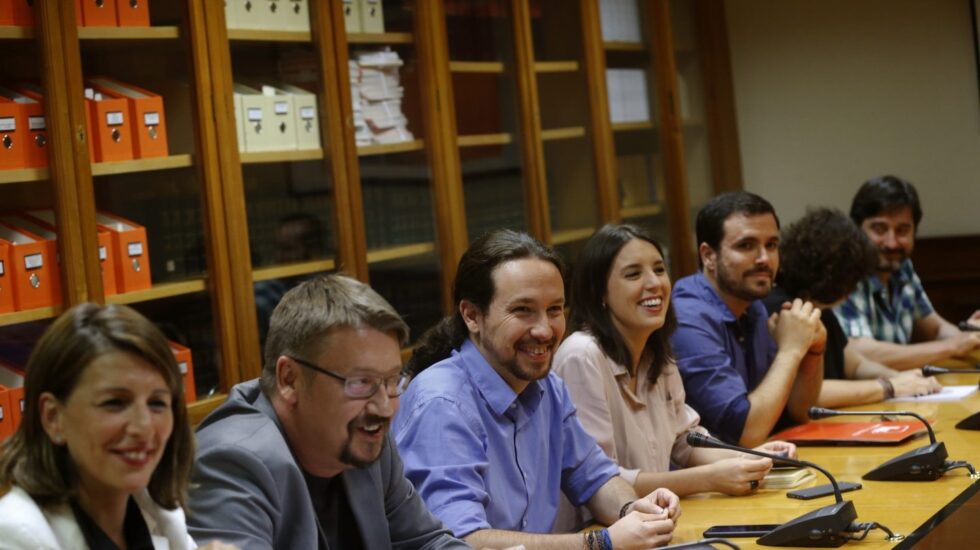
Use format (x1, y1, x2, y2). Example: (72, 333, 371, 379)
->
(808, 406, 833, 419)
(686, 431, 709, 447)
(921, 366, 944, 377)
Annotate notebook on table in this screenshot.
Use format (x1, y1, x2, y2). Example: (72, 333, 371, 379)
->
(770, 420, 932, 446)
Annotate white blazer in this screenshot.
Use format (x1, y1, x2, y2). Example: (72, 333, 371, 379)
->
(0, 485, 196, 550)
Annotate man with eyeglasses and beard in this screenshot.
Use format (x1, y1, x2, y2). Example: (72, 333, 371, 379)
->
(670, 192, 825, 447)
(834, 175, 980, 370)
(187, 275, 467, 549)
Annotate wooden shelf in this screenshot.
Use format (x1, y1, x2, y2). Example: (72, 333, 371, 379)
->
(240, 148, 323, 164)
(252, 258, 337, 282)
(534, 61, 579, 73)
(105, 279, 208, 305)
(457, 133, 514, 148)
(604, 41, 646, 52)
(0, 167, 49, 185)
(541, 126, 586, 142)
(612, 120, 656, 132)
(366, 242, 436, 264)
(188, 394, 227, 426)
(0, 305, 62, 328)
(348, 32, 414, 45)
(92, 154, 193, 176)
(227, 29, 311, 42)
(77, 26, 180, 40)
(0, 26, 32, 39)
(449, 61, 506, 73)
(357, 140, 424, 157)
(552, 227, 596, 246)
(621, 203, 665, 219)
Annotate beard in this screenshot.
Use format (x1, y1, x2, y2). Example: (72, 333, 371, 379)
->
(339, 414, 390, 469)
(478, 333, 556, 385)
(717, 262, 774, 302)
(876, 247, 909, 273)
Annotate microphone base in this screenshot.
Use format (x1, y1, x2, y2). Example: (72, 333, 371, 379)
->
(756, 500, 857, 547)
(955, 411, 980, 430)
(862, 442, 948, 481)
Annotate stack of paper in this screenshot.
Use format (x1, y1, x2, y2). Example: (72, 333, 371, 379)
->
(762, 467, 816, 489)
(600, 0, 642, 43)
(606, 68, 651, 123)
(350, 48, 413, 145)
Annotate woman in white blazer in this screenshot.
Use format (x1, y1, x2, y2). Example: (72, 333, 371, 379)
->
(0, 303, 205, 550)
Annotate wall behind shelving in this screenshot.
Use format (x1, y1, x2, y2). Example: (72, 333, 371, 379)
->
(725, 0, 980, 236)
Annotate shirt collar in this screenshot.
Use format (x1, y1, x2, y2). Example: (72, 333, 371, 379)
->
(459, 338, 544, 417)
(692, 271, 740, 323)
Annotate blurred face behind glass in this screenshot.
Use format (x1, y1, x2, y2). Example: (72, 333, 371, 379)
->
(293, 326, 403, 475)
(606, 238, 672, 348)
(42, 352, 174, 507)
(466, 258, 566, 393)
(708, 213, 780, 304)
(860, 206, 915, 273)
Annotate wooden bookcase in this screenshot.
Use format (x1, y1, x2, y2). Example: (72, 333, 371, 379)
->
(0, 0, 740, 420)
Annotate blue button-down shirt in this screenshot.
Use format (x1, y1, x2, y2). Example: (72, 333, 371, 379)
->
(833, 259, 934, 345)
(669, 272, 777, 444)
(393, 339, 619, 538)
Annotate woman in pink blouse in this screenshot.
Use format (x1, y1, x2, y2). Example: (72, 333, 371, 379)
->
(554, 224, 797, 497)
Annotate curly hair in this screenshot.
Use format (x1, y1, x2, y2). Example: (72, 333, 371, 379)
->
(776, 207, 878, 304)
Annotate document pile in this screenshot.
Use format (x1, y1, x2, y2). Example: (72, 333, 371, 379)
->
(350, 48, 413, 145)
(605, 69, 651, 123)
(762, 466, 816, 489)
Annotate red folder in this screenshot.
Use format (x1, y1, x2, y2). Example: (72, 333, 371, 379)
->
(96, 211, 151, 293)
(0, 385, 12, 441)
(88, 78, 168, 159)
(85, 86, 134, 163)
(0, 0, 34, 26)
(169, 341, 197, 403)
(115, 0, 149, 26)
(0, 359, 24, 434)
(9, 85, 50, 169)
(770, 420, 932, 446)
(0, 239, 14, 313)
(0, 215, 62, 307)
(24, 209, 118, 297)
(0, 221, 58, 311)
(77, 0, 118, 27)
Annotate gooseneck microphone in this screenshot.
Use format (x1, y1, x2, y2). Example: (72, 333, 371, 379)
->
(808, 407, 977, 481)
(686, 432, 858, 547)
(918, 367, 980, 430)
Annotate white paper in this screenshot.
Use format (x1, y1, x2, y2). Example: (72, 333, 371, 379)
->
(887, 385, 977, 403)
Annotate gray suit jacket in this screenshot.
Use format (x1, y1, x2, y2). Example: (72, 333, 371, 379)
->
(188, 380, 468, 550)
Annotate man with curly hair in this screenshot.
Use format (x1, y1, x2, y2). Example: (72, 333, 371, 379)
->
(764, 208, 941, 407)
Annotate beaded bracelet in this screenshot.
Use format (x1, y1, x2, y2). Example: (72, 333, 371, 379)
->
(618, 500, 634, 518)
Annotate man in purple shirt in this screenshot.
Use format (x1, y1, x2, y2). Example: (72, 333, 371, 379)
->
(394, 230, 681, 549)
(670, 192, 824, 447)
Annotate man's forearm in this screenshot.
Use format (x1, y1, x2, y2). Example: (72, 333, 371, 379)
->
(848, 337, 951, 370)
(817, 379, 885, 409)
(741, 349, 803, 447)
(586, 475, 638, 526)
(786, 353, 822, 422)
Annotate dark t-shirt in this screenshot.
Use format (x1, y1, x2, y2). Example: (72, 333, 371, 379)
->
(763, 287, 847, 381)
(305, 471, 365, 550)
(71, 497, 153, 550)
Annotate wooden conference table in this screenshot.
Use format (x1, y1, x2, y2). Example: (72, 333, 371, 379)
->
(670, 372, 980, 549)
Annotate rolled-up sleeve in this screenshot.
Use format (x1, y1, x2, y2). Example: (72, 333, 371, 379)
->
(557, 382, 620, 506)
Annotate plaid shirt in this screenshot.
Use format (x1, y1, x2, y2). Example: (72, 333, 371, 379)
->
(833, 259, 934, 344)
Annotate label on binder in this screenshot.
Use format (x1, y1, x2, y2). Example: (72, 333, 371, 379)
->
(0, 118, 15, 132)
(274, 101, 289, 115)
(24, 253, 43, 270)
(99, 246, 107, 261)
(28, 116, 46, 131)
(0, 259, 4, 275)
(247, 108, 263, 121)
(106, 112, 124, 126)
(144, 112, 160, 126)
(127, 242, 144, 257)
(300, 107, 315, 120)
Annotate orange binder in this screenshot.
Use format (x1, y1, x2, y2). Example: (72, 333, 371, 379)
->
(115, 0, 149, 26)
(169, 341, 197, 403)
(770, 420, 933, 446)
(0, 238, 16, 313)
(88, 78, 168, 159)
(22, 209, 118, 297)
(0, 385, 12, 441)
(77, 0, 118, 27)
(9, 85, 50, 168)
(0, 0, 34, 26)
(0, 360, 24, 434)
(0, 215, 62, 308)
(85, 87, 133, 163)
(96, 211, 151, 293)
(0, 222, 57, 311)
(0, 96, 26, 170)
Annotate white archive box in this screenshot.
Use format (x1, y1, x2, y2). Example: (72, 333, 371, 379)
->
(342, 0, 361, 33)
(360, 0, 385, 34)
(226, 0, 277, 31)
(280, 0, 310, 32)
(278, 84, 320, 150)
(234, 83, 295, 152)
(234, 93, 245, 152)
(223, 0, 238, 29)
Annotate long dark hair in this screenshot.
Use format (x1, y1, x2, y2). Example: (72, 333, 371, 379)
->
(407, 229, 565, 375)
(569, 224, 675, 383)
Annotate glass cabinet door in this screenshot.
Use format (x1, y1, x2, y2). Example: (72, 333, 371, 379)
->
(345, 0, 446, 342)
(445, 0, 530, 239)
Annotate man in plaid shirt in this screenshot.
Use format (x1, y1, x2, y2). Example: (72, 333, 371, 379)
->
(834, 175, 980, 370)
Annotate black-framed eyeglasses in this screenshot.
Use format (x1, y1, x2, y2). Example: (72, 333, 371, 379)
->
(286, 355, 411, 399)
